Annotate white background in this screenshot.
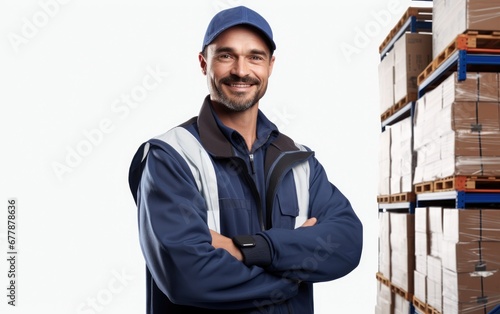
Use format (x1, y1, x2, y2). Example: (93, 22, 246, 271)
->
(1, 0, 432, 313)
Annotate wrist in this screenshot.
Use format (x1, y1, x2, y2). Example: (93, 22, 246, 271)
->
(231, 234, 271, 268)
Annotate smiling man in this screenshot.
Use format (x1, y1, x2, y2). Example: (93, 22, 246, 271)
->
(129, 6, 363, 314)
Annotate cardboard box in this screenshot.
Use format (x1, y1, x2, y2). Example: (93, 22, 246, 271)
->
(416, 254, 427, 275)
(394, 293, 410, 314)
(444, 209, 500, 243)
(443, 268, 500, 303)
(390, 213, 415, 292)
(427, 255, 442, 284)
(444, 208, 480, 242)
(389, 117, 414, 194)
(379, 51, 395, 114)
(433, 0, 500, 58)
(451, 102, 500, 133)
(390, 213, 415, 241)
(391, 250, 415, 292)
(427, 277, 443, 312)
(442, 72, 500, 106)
(415, 207, 428, 234)
(378, 129, 391, 196)
(443, 295, 499, 314)
(414, 270, 427, 303)
(415, 231, 428, 257)
(439, 131, 500, 177)
(393, 33, 432, 104)
(429, 232, 443, 258)
(378, 212, 391, 278)
(428, 207, 444, 235)
(482, 210, 500, 241)
(442, 241, 500, 273)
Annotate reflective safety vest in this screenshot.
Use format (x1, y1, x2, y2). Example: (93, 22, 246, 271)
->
(137, 126, 312, 232)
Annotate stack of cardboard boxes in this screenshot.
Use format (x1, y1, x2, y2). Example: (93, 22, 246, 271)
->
(413, 72, 500, 183)
(377, 1, 500, 313)
(377, 32, 432, 198)
(414, 207, 500, 313)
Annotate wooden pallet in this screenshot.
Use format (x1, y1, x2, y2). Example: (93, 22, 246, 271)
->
(391, 283, 413, 302)
(427, 304, 441, 314)
(375, 272, 390, 286)
(379, 7, 433, 53)
(415, 176, 500, 194)
(461, 30, 500, 50)
(414, 181, 433, 194)
(377, 192, 416, 204)
(391, 192, 416, 203)
(412, 296, 444, 314)
(418, 31, 500, 85)
(412, 296, 427, 313)
(376, 272, 413, 301)
(377, 195, 391, 203)
(380, 92, 417, 122)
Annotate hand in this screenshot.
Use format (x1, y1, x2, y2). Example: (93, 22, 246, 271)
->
(209, 229, 243, 261)
(300, 217, 317, 228)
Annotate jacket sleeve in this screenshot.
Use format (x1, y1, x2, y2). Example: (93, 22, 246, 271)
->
(260, 156, 363, 283)
(129, 142, 300, 310)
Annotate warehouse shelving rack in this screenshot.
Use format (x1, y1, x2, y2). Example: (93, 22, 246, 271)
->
(382, 3, 500, 314)
(376, 7, 433, 314)
(408, 5, 500, 313)
(378, 7, 432, 214)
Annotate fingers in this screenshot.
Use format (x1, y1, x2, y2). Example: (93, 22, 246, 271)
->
(301, 217, 317, 228)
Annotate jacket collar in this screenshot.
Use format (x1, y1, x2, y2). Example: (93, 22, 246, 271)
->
(197, 95, 298, 157)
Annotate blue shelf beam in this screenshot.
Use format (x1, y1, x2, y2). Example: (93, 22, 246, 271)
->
(419, 50, 500, 97)
(381, 102, 415, 130)
(416, 191, 500, 208)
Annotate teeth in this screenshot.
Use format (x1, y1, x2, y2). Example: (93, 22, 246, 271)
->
(231, 84, 250, 87)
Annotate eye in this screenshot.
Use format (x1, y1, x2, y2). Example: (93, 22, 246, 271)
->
(218, 53, 232, 60)
(250, 55, 264, 61)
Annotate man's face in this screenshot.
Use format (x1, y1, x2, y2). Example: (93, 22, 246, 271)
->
(199, 25, 275, 112)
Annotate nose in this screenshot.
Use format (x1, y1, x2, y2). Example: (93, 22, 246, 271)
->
(230, 57, 250, 78)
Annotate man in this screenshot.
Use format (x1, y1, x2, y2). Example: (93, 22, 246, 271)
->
(129, 6, 363, 314)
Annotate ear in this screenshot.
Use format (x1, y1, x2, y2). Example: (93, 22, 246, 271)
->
(268, 55, 276, 77)
(198, 53, 207, 75)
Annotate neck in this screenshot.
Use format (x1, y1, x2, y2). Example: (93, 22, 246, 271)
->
(211, 102, 258, 151)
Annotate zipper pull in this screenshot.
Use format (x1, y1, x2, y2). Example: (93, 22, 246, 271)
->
(249, 153, 255, 174)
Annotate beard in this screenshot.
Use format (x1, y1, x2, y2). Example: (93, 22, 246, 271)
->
(213, 75, 265, 112)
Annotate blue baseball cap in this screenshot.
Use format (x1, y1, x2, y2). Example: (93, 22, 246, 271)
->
(202, 6, 276, 53)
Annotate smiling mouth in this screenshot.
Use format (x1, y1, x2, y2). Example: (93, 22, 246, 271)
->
(221, 75, 259, 89)
(228, 83, 253, 88)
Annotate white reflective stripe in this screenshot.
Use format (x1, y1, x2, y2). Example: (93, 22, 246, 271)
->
(153, 127, 220, 232)
(293, 144, 310, 229)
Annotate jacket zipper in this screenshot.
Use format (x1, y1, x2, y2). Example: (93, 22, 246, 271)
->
(234, 157, 265, 230)
(249, 153, 255, 174)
